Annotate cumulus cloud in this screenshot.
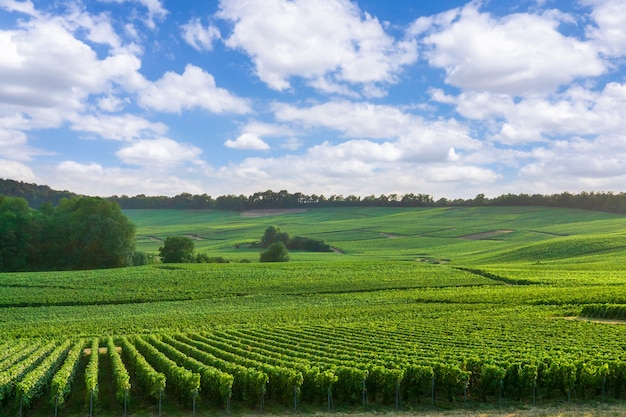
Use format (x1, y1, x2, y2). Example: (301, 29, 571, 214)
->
(209, 142, 499, 198)
(273, 101, 417, 139)
(0, 128, 49, 161)
(138, 64, 251, 114)
(98, 0, 168, 29)
(517, 135, 626, 193)
(182, 18, 221, 51)
(225, 133, 270, 151)
(55, 161, 205, 196)
(217, 0, 417, 95)
(0, 10, 147, 137)
(584, 0, 626, 57)
(69, 113, 168, 141)
(416, 3, 605, 95)
(116, 138, 204, 167)
(0, 159, 38, 182)
(0, 0, 40, 17)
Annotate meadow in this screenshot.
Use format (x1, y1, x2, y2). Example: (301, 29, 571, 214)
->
(1, 206, 626, 416)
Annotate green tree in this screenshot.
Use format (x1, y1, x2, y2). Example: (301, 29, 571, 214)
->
(43, 197, 136, 270)
(260, 226, 289, 247)
(0, 196, 33, 271)
(260, 242, 290, 262)
(159, 236, 195, 263)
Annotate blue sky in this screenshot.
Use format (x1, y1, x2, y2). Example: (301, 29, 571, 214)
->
(1, 0, 625, 199)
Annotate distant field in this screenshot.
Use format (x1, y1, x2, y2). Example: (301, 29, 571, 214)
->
(2, 206, 626, 416)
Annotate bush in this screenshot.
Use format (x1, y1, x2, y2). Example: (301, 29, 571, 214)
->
(260, 242, 290, 262)
(159, 236, 195, 263)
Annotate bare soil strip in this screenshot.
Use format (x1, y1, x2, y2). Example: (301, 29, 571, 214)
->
(565, 316, 626, 325)
(460, 230, 514, 240)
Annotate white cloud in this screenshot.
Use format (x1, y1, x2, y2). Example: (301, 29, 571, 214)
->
(98, 0, 168, 29)
(209, 142, 499, 198)
(0, 0, 40, 17)
(55, 161, 205, 196)
(225, 133, 270, 151)
(417, 4, 605, 95)
(116, 138, 204, 167)
(584, 0, 626, 57)
(517, 134, 626, 193)
(273, 100, 417, 139)
(0, 12, 147, 135)
(138, 64, 251, 114)
(69, 113, 168, 141)
(0, 159, 38, 182)
(217, 0, 417, 95)
(182, 18, 221, 51)
(96, 95, 129, 112)
(273, 100, 481, 156)
(0, 128, 47, 161)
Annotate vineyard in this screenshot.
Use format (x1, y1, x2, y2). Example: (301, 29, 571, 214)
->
(1, 206, 626, 416)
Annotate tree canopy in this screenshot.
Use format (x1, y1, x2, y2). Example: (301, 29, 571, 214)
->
(5, 178, 626, 214)
(159, 236, 196, 263)
(260, 242, 290, 263)
(0, 195, 136, 272)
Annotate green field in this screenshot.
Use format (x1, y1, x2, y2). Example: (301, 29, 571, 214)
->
(2, 206, 626, 416)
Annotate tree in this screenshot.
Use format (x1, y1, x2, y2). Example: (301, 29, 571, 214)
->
(0, 196, 33, 271)
(159, 236, 195, 263)
(51, 197, 136, 270)
(260, 226, 289, 247)
(260, 242, 290, 262)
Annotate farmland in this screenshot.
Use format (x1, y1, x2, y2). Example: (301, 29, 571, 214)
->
(2, 206, 626, 416)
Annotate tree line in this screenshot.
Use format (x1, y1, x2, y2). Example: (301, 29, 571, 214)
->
(0, 195, 136, 272)
(3, 178, 626, 214)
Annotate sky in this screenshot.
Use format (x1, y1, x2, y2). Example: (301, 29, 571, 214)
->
(1, 0, 626, 199)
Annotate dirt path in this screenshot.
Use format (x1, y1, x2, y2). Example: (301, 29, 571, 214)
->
(564, 316, 626, 325)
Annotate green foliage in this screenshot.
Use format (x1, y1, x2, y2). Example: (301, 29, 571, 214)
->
(50, 339, 85, 407)
(85, 338, 99, 400)
(0, 196, 136, 271)
(287, 235, 332, 252)
(132, 336, 201, 403)
(131, 251, 155, 266)
(4, 207, 626, 413)
(145, 335, 233, 406)
(107, 337, 131, 404)
(0, 196, 33, 271)
(159, 236, 195, 263)
(260, 226, 289, 248)
(260, 242, 290, 262)
(45, 197, 136, 270)
(0, 341, 57, 403)
(119, 337, 165, 398)
(16, 340, 71, 407)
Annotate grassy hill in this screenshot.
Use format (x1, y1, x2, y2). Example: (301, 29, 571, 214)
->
(2, 206, 626, 416)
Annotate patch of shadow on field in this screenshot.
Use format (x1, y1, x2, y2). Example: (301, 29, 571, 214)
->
(455, 267, 536, 285)
(529, 230, 568, 237)
(380, 232, 402, 238)
(459, 229, 514, 240)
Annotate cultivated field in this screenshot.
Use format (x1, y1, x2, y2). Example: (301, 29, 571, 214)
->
(1, 206, 626, 416)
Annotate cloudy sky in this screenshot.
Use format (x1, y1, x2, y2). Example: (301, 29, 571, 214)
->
(1, 0, 625, 199)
